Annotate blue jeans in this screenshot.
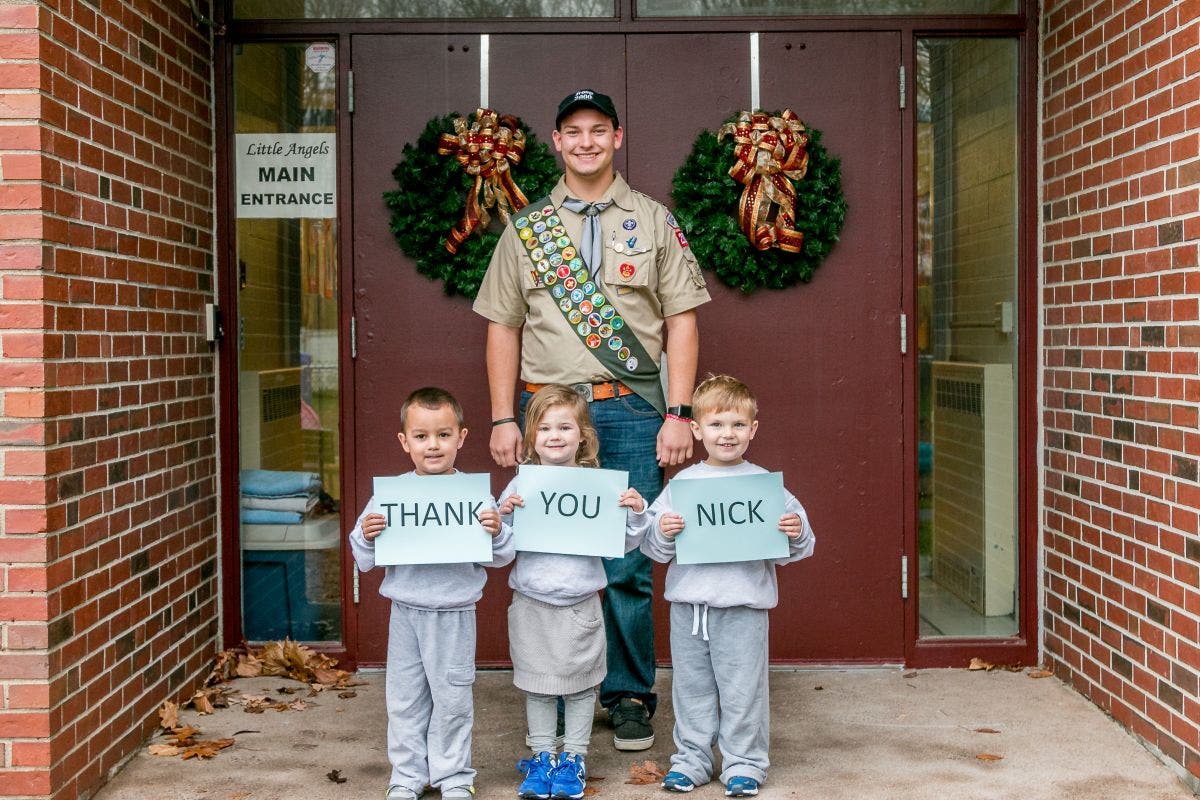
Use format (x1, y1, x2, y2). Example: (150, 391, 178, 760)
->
(520, 390, 662, 716)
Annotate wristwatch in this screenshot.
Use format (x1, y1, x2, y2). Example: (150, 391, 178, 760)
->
(665, 405, 692, 420)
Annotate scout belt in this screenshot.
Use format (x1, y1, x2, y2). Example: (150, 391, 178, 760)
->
(513, 196, 665, 415)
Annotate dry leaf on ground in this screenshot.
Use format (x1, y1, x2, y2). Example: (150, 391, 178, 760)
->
(192, 692, 215, 715)
(626, 760, 665, 784)
(968, 657, 992, 671)
(1027, 669, 1053, 679)
(338, 691, 357, 699)
(148, 744, 180, 757)
(181, 738, 235, 760)
(975, 753, 1003, 762)
(974, 727, 1000, 734)
(158, 701, 179, 730)
(327, 769, 348, 784)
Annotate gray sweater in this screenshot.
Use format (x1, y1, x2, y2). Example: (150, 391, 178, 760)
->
(500, 474, 648, 606)
(635, 460, 815, 609)
(348, 471, 515, 612)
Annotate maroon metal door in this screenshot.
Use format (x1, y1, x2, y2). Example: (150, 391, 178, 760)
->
(349, 32, 904, 666)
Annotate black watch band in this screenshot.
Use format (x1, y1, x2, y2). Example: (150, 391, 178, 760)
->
(665, 404, 693, 420)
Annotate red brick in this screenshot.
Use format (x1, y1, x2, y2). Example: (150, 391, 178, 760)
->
(0, 770, 51, 796)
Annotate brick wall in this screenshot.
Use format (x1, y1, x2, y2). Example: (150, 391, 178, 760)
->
(1041, 0, 1200, 789)
(0, 2, 218, 798)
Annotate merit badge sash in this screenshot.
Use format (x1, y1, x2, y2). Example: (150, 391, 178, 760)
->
(513, 197, 666, 415)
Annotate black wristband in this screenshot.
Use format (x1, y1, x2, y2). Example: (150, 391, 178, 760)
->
(491, 417, 517, 427)
(666, 404, 693, 420)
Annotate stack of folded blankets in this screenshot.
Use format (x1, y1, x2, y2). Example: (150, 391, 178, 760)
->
(240, 469, 322, 525)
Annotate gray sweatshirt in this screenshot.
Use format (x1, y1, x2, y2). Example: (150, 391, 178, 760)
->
(500, 474, 648, 606)
(348, 471, 515, 612)
(635, 460, 815, 609)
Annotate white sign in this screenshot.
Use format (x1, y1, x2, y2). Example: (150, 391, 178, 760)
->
(235, 133, 336, 219)
(305, 43, 335, 74)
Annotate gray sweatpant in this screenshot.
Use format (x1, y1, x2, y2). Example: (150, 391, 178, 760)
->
(385, 603, 477, 793)
(668, 602, 770, 786)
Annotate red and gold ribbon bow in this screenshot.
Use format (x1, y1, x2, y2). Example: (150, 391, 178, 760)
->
(437, 109, 530, 254)
(718, 110, 810, 253)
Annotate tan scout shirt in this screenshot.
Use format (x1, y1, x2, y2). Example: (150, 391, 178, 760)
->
(474, 174, 710, 385)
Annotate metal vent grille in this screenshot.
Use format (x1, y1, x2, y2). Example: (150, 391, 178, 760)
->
(262, 383, 300, 423)
(934, 378, 982, 417)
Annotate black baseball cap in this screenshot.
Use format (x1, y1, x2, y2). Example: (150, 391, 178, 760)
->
(555, 89, 620, 130)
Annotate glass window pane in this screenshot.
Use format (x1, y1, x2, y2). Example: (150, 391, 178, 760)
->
(233, 0, 613, 18)
(638, 0, 1016, 16)
(916, 37, 1019, 638)
(234, 42, 343, 643)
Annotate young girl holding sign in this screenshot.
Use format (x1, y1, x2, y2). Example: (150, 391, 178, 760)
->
(499, 384, 648, 800)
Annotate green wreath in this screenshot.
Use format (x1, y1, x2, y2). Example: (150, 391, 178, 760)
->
(384, 114, 560, 299)
(671, 115, 847, 293)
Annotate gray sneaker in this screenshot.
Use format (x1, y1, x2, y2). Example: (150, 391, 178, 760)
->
(610, 697, 654, 750)
(386, 786, 419, 800)
(441, 787, 474, 799)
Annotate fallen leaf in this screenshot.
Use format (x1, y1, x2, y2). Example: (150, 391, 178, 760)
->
(903, 671, 918, 678)
(974, 728, 1000, 734)
(968, 657, 992, 671)
(814, 686, 824, 691)
(192, 692, 215, 715)
(168, 726, 201, 744)
(1027, 669, 1053, 679)
(278, 686, 298, 694)
(158, 701, 179, 730)
(327, 769, 348, 784)
(582, 787, 600, 796)
(181, 738, 235, 760)
(338, 691, 357, 699)
(148, 744, 180, 756)
(975, 753, 1003, 762)
(626, 760, 665, 784)
(288, 699, 310, 711)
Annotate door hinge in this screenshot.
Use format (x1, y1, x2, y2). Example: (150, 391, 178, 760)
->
(901, 555, 909, 599)
(899, 64, 906, 109)
(350, 315, 357, 359)
(347, 69, 354, 114)
(899, 313, 908, 355)
(353, 569, 360, 605)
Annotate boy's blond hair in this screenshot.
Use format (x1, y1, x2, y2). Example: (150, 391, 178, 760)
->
(399, 386, 464, 430)
(691, 374, 758, 420)
(522, 384, 600, 468)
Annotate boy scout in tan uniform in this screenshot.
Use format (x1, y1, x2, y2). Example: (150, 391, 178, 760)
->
(474, 89, 710, 752)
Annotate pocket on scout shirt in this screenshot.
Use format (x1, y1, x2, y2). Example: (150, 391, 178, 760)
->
(603, 239, 653, 293)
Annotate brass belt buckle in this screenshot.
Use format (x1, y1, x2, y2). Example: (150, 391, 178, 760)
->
(571, 382, 594, 402)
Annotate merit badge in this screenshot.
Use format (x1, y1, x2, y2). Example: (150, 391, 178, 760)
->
(519, 227, 533, 240)
(533, 221, 547, 234)
(619, 262, 636, 281)
(586, 333, 602, 349)
(560, 298, 574, 313)
(576, 322, 591, 336)
(568, 308, 583, 324)
(611, 316, 625, 330)
(515, 217, 530, 229)
(600, 326, 614, 339)
(622, 218, 637, 231)
(581, 281, 596, 295)
(552, 225, 565, 237)
(607, 336, 622, 350)
(666, 212, 678, 228)
(557, 236, 571, 248)
(546, 215, 560, 226)
(544, 241, 558, 255)
(600, 305, 616, 320)
(549, 253, 563, 267)
(562, 247, 577, 261)
(529, 210, 543, 222)
(575, 269, 589, 283)
(538, 230, 552, 243)
(557, 265, 571, 278)
(570, 288, 584, 304)
(570, 258, 584, 271)
(552, 284, 566, 298)
(524, 237, 538, 250)
(531, 248, 545, 261)
(563, 277, 578, 291)
(591, 293, 606, 307)
(536, 259, 550, 272)
(544, 272, 557, 286)
(578, 300, 593, 315)
(541, 204, 554, 216)
(588, 313, 603, 328)
(617, 346, 631, 360)
(626, 356, 639, 370)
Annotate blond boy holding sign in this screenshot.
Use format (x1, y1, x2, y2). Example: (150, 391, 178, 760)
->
(633, 375, 816, 798)
(349, 387, 514, 800)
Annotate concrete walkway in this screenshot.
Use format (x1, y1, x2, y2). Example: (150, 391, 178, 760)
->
(94, 668, 1195, 800)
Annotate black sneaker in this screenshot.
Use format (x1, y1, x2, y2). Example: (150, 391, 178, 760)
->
(610, 697, 654, 751)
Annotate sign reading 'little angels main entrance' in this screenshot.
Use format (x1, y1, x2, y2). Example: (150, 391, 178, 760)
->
(235, 133, 336, 218)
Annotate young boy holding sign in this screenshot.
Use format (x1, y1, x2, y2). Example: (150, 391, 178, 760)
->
(499, 385, 648, 800)
(349, 387, 514, 800)
(635, 375, 815, 797)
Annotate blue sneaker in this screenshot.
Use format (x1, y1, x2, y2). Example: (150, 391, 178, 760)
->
(724, 776, 760, 797)
(661, 771, 696, 793)
(550, 752, 586, 799)
(517, 752, 556, 799)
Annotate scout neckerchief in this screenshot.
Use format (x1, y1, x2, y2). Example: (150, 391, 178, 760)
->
(513, 196, 666, 415)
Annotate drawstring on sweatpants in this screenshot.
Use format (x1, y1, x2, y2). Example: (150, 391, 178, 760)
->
(690, 603, 710, 641)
